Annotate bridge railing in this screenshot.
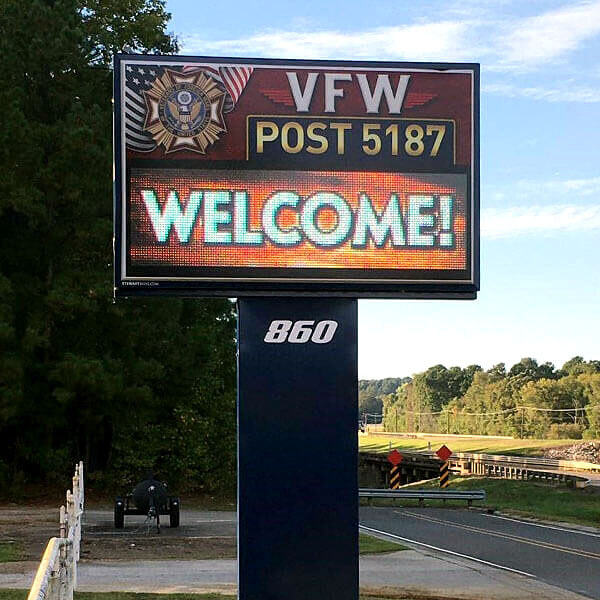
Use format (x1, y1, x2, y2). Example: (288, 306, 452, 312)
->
(450, 451, 600, 473)
(27, 462, 84, 600)
(435, 451, 595, 486)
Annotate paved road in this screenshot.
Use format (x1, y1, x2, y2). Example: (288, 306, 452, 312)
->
(360, 506, 600, 599)
(1, 508, 591, 599)
(83, 509, 237, 537)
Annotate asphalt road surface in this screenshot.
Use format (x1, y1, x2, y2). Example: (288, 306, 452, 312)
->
(360, 506, 600, 599)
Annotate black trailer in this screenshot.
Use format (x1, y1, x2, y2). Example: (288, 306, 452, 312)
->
(114, 476, 180, 531)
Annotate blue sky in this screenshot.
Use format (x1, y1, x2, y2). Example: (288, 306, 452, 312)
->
(165, 0, 600, 378)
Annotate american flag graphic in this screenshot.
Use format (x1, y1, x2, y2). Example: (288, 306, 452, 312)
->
(124, 63, 254, 152)
(124, 64, 159, 152)
(181, 64, 254, 111)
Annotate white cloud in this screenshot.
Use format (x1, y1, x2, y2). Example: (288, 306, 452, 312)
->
(496, 1, 600, 68)
(483, 82, 600, 102)
(182, 22, 483, 62)
(482, 204, 600, 239)
(180, 2, 600, 69)
(516, 177, 600, 195)
(178, 2, 600, 102)
(485, 177, 600, 202)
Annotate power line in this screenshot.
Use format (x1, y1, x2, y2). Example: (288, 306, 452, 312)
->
(384, 405, 600, 417)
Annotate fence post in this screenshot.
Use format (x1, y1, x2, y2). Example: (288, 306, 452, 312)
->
(59, 506, 67, 539)
(27, 463, 83, 600)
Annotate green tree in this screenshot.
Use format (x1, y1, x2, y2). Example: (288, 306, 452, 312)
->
(359, 377, 408, 420)
(519, 379, 579, 438)
(508, 357, 557, 382)
(561, 356, 600, 377)
(381, 359, 599, 439)
(358, 389, 380, 418)
(580, 373, 600, 437)
(0, 0, 236, 492)
(486, 362, 506, 382)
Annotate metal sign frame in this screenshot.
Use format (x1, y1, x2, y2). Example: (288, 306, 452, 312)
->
(114, 55, 479, 298)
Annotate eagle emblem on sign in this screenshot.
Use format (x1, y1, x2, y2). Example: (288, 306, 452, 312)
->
(143, 69, 226, 154)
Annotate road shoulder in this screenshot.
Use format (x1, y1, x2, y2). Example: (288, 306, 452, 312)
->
(1, 551, 590, 600)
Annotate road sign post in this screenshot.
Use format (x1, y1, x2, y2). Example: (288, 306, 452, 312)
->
(388, 449, 403, 489)
(436, 445, 452, 488)
(439, 461, 450, 488)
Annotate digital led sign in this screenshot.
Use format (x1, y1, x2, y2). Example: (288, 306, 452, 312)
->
(114, 56, 479, 297)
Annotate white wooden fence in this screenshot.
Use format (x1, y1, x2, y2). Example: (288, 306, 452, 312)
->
(27, 462, 84, 600)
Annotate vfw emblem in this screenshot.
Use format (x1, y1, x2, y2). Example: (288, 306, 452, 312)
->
(143, 69, 226, 153)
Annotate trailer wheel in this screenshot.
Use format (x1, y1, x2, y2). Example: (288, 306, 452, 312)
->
(169, 497, 180, 528)
(114, 497, 125, 529)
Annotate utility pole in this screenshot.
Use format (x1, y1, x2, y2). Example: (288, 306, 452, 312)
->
(520, 407, 525, 439)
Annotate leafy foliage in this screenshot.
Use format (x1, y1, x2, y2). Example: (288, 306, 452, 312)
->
(382, 357, 600, 439)
(0, 0, 236, 494)
(358, 377, 408, 417)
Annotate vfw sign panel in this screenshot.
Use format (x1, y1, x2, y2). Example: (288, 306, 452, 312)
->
(114, 57, 479, 298)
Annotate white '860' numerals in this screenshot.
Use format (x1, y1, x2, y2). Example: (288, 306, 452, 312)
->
(264, 320, 338, 344)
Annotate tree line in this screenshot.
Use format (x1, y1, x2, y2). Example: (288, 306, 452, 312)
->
(359, 378, 409, 418)
(2, 1, 597, 500)
(0, 0, 237, 495)
(377, 357, 600, 439)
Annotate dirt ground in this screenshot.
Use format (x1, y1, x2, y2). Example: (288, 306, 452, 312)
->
(0, 504, 237, 562)
(79, 535, 236, 561)
(0, 505, 60, 561)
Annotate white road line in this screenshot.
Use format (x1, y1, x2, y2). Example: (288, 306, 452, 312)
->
(185, 535, 236, 539)
(85, 531, 135, 536)
(196, 519, 236, 523)
(85, 532, 235, 539)
(486, 513, 600, 538)
(359, 525, 535, 578)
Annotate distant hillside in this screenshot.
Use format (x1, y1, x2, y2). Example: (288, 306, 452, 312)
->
(358, 377, 410, 417)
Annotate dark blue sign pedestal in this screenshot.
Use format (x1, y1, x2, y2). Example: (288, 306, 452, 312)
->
(237, 298, 358, 600)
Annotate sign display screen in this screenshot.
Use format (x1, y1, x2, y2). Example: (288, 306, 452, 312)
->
(114, 56, 479, 297)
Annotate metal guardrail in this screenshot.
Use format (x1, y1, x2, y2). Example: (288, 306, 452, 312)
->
(359, 488, 486, 506)
(28, 462, 84, 600)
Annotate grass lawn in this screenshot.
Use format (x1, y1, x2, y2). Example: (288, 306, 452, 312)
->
(359, 434, 588, 457)
(362, 476, 600, 528)
(0, 542, 24, 563)
(359, 533, 407, 554)
(0, 591, 421, 600)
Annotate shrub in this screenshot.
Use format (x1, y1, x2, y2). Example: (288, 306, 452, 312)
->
(548, 423, 584, 439)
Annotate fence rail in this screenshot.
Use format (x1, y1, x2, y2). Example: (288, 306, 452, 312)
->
(27, 462, 84, 600)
